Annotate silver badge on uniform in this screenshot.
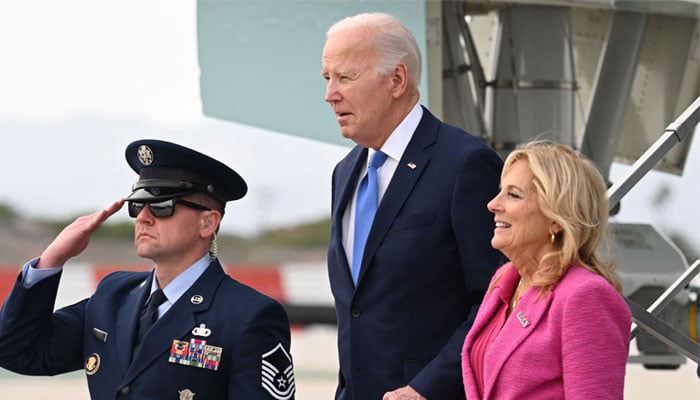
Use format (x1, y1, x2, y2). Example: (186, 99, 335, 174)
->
(137, 145, 154, 166)
(191, 294, 204, 304)
(261, 343, 295, 400)
(178, 389, 195, 400)
(92, 327, 108, 343)
(192, 323, 211, 337)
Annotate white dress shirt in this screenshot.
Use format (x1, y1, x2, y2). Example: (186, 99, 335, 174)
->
(342, 103, 423, 269)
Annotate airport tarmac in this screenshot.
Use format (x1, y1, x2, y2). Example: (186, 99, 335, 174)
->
(0, 325, 697, 399)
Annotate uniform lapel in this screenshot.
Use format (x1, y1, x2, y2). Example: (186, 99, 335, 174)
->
(123, 261, 225, 383)
(116, 275, 151, 374)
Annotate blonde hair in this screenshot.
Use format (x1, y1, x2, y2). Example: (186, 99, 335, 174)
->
(502, 141, 623, 294)
(326, 12, 422, 89)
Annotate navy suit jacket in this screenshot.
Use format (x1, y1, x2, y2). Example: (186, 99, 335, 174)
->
(0, 260, 295, 400)
(327, 107, 504, 399)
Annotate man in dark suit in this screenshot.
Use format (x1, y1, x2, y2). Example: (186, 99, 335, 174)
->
(0, 139, 295, 399)
(321, 13, 503, 400)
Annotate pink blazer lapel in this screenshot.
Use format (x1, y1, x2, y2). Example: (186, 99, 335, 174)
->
(462, 285, 503, 400)
(481, 282, 554, 398)
(462, 265, 518, 399)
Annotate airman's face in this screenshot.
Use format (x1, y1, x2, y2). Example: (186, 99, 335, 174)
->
(133, 195, 208, 264)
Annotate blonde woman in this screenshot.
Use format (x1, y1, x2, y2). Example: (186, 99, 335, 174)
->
(461, 141, 630, 399)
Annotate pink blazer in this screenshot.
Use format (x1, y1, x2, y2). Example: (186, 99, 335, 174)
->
(461, 263, 631, 399)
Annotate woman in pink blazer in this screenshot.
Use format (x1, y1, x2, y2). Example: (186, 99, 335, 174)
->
(462, 141, 631, 399)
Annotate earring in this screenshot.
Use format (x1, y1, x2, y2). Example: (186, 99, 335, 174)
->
(550, 233, 556, 244)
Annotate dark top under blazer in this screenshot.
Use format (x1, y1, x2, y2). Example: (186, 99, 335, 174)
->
(327, 107, 504, 399)
(0, 260, 294, 400)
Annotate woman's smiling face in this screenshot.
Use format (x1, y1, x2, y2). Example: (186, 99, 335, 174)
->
(487, 160, 553, 268)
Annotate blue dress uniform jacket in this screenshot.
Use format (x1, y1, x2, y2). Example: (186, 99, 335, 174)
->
(327, 107, 503, 399)
(0, 260, 295, 400)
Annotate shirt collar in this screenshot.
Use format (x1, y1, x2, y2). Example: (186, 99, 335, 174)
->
(370, 102, 423, 163)
(150, 254, 211, 305)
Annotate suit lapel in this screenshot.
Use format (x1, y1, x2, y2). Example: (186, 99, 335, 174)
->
(334, 146, 366, 224)
(356, 108, 438, 286)
(123, 261, 225, 383)
(333, 146, 367, 289)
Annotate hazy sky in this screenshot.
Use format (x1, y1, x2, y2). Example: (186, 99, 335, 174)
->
(0, 0, 347, 237)
(1, 0, 699, 257)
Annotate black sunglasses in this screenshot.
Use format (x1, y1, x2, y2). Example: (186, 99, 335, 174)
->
(128, 198, 211, 218)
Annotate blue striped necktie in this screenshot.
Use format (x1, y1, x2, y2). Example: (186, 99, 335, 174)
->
(352, 150, 388, 285)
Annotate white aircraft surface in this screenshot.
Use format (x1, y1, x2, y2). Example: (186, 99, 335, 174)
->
(195, 0, 700, 370)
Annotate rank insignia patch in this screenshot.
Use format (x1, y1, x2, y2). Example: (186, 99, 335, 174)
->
(261, 343, 295, 400)
(168, 338, 222, 371)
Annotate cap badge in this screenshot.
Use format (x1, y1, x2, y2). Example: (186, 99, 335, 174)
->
(137, 145, 154, 166)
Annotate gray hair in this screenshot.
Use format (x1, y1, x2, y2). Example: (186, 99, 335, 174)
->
(327, 12, 422, 88)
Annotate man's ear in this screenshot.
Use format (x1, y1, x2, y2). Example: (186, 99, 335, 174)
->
(201, 211, 222, 235)
(390, 63, 409, 98)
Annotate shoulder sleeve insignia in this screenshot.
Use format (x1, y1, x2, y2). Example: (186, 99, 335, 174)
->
(261, 342, 295, 400)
